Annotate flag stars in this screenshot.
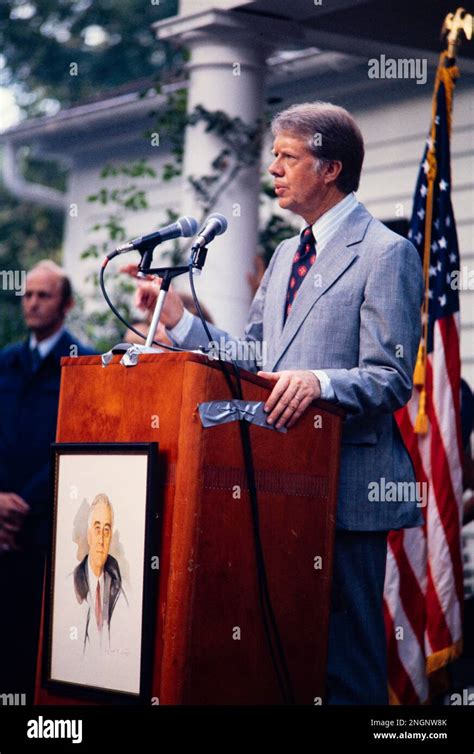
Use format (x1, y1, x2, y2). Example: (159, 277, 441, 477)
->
(407, 103, 458, 327)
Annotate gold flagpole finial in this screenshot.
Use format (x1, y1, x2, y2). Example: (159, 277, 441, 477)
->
(441, 8, 473, 58)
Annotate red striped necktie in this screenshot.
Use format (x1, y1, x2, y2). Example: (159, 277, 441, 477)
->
(95, 581, 103, 631)
(285, 226, 317, 320)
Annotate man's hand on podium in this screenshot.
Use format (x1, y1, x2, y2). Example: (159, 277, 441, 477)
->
(121, 263, 184, 329)
(258, 370, 321, 429)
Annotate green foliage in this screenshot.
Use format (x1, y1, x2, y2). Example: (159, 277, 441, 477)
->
(158, 208, 183, 267)
(78, 158, 158, 349)
(0, 174, 63, 347)
(258, 212, 299, 268)
(0, 0, 181, 348)
(0, 0, 293, 350)
(147, 94, 264, 215)
(0, 0, 181, 116)
(258, 179, 299, 265)
(185, 105, 263, 214)
(147, 87, 188, 182)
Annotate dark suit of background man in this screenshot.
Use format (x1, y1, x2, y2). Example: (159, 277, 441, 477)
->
(0, 260, 94, 701)
(131, 102, 424, 704)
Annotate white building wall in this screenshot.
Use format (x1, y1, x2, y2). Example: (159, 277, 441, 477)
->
(353, 88, 474, 387)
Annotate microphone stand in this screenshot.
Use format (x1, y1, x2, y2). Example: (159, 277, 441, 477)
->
(143, 242, 208, 346)
(108, 243, 208, 360)
(144, 265, 189, 347)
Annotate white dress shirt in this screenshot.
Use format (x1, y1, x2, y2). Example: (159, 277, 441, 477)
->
(29, 326, 65, 359)
(87, 560, 105, 647)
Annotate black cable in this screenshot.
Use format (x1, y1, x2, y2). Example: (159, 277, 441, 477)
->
(231, 364, 295, 705)
(100, 261, 186, 353)
(188, 266, 295, 705)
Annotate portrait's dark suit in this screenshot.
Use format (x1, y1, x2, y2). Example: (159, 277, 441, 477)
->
(0, 330, 95, 699)
(170, 203, 424, 703)
(73, 554, 124, 650)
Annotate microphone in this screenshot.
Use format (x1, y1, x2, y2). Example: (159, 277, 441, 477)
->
(191, 213, 228, 252)
(106, 216, 199, 260)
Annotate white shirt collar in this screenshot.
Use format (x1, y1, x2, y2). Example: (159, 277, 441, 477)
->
(30, 326, 64, 359)
(305, 192, 358, 257)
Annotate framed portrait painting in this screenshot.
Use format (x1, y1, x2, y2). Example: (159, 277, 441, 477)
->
(43, 442, 159, 702)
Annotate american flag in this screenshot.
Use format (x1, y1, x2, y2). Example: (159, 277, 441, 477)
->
(383, 57, 464, 705)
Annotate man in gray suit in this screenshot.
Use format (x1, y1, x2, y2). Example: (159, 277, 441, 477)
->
(132, 102, 423, 704)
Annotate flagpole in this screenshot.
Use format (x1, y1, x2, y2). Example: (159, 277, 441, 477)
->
(413, 7, 472, 434)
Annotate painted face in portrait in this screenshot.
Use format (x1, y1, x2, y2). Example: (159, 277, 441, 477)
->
(87, 500, 112, 576)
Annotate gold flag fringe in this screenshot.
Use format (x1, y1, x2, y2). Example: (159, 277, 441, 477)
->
(413, 53, 459, 434)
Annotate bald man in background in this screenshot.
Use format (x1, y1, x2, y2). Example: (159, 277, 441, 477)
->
(0, 260, 94, 701)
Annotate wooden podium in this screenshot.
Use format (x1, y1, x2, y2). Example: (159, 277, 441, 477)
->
(36, 352, 343, 705)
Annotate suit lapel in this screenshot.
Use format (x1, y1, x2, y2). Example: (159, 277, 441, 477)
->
(48, 330, 71, 364)
(269, 243, 296, 344)
(16, 339, 32, 374)
(37, 330, 72, 375)
(269, 204, 372, 371)
(15, 330, 71, 376)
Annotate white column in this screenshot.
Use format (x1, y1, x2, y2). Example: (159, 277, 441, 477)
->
(154, 9, 302, 333)
(178, 33, 267, 334)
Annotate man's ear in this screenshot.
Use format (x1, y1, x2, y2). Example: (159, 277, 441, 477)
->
(323, 160, 343, 185)
(62, 296, 74, 317)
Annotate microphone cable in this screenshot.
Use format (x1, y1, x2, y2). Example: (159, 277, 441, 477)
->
(100, 259, 187, 354)
(188, 267, 296, 705)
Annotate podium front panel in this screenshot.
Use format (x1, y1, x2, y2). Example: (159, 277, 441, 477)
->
(35, 353, 342, 705)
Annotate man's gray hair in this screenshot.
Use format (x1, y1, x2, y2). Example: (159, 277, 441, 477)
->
(87, 493, 114, 531)
(271, 101, 365, 193)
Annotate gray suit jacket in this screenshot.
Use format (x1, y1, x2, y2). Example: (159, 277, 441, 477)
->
(174, 203, 424, 531)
